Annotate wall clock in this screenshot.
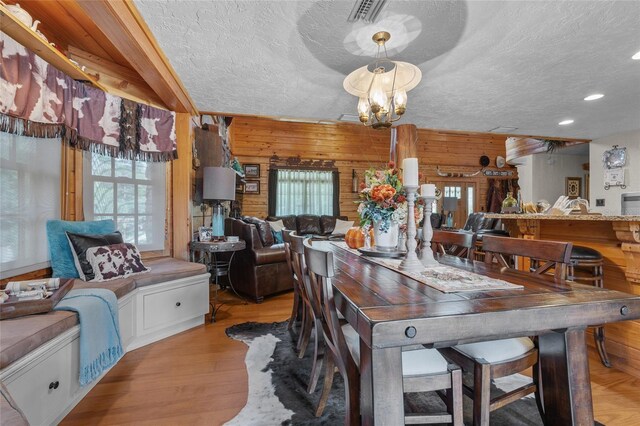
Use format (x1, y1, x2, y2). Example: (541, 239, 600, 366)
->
(602, 145, 626, 169)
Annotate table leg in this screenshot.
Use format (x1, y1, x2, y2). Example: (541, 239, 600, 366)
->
(538, 328, 594, 426)
(360, 340, 403, 426)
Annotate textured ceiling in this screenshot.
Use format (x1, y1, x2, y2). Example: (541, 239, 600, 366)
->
(135, 0, 640, 139)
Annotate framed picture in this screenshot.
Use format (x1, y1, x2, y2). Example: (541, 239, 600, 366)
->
(243, 164, 260, 178)
(244, 180, 260, 194)
(198, 226, 213, 242)
(566, 177, 582, 199)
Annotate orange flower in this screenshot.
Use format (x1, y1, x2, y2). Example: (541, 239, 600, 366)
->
(371, 184, 396, 202)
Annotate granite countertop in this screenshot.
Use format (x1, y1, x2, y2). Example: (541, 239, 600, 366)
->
(485, 213, 640, 221)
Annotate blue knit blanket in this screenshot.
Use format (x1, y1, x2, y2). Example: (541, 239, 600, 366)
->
(54, 288, 123, 386)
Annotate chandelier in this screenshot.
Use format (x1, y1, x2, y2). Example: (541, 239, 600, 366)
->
(343, 31, 422, 129)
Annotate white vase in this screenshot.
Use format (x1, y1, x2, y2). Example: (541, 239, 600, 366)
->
(373, 220, 399, 251)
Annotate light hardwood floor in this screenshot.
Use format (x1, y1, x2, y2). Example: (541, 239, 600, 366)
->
(62, 291, 640, 425)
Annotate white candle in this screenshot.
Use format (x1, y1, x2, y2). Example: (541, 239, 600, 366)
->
(421, 183, 436, 197)
(402, 158, 419, 187)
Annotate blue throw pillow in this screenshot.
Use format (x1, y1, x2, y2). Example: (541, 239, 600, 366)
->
(46, 220, 116, 278)
(271, 229, 284, 244)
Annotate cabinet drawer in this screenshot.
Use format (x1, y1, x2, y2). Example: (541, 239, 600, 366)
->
(6, 338, 77, 425)
(142, 283, 208, 330)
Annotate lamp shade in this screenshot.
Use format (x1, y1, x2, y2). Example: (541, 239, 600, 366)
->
(343, 62, 422, 98)
(203, 167, 236, 201)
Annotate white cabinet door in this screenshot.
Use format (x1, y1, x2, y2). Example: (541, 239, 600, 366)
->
(6, 338, 77, 425)
(142, 282, 208, 331)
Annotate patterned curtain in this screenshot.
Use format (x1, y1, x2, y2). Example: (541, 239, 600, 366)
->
(0, 33, 177, 162)
(275, 169, 335, 216)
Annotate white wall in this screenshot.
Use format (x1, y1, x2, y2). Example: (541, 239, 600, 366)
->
(516, 151, 588, 205)
(589, 130, 640, 215)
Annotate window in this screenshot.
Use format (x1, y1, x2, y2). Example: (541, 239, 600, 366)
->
(83, 152, 166, 251)
(275, 169, 336, 216)
(0, 134, 61, 278)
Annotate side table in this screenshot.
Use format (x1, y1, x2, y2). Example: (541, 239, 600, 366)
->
(189, 239, 246, 322)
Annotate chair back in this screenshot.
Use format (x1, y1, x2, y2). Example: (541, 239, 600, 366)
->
(303, 239, 356, 375)
(282, 230, 295, 281)
(482, 235, 573, 281)
(290, 233, 323, 319)
(431, 230, 475, 259)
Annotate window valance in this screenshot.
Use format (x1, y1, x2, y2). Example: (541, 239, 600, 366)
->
(0, 34, 177, 162)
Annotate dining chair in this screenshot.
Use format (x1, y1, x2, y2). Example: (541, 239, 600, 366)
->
(431, 230, 475, 260)
(283, 230, 302, 332)
(289, 232, 325, 395)
(303, 239, 464, 426)
(438, 235, 573, 426)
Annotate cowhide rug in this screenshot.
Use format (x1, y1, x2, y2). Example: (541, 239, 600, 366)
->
(225, 321, 602, 426)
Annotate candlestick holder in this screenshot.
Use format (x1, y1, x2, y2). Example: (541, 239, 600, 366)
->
(419, 195, 439, 267)
(398, 185, 426, 273)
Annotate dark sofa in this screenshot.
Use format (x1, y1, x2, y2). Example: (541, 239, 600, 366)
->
(224, 214, 349, 302)
(225, 217, 292, 303)
(266, 214, 349, 238)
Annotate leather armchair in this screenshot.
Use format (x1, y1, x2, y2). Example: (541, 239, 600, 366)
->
(224, 218, 293, 303)
(461, 213, 510, 240)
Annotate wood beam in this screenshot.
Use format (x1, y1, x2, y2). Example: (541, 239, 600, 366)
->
(75, 0, 198, 115)
(395, 124, 418, 166)
(172, 113, 194, 260)
(67, 45, 167, 109)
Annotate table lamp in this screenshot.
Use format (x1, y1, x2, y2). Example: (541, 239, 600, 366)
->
(203, 167, 236, 238)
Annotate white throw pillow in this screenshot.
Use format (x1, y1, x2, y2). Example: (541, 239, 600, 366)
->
(332, 219, 354, 235)
(267, 219, 285, 232)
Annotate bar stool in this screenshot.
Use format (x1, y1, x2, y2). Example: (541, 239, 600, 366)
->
(568, 245, 610, 367)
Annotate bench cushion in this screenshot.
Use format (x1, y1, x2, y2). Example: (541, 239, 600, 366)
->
(133, 257, 207, 287)
(0, 311, 78, 369)
(0, 258, 207, 370)
(72, 277, 136, 299)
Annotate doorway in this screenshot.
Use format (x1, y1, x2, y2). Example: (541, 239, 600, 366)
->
(432, 181, 476, 229)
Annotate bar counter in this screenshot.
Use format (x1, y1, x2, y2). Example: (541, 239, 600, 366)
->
(486, 213, 640, 377)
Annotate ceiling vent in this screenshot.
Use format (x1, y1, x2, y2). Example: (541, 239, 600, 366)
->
(338, 114, 361, 123)
(488, 126, 518, 134)
(347, 0, 388, 23)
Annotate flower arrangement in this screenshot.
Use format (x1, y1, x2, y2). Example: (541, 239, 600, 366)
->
(357, 162, 424, 232)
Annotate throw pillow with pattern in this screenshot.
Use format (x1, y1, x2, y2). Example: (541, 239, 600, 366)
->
(86, 243, 150, 282)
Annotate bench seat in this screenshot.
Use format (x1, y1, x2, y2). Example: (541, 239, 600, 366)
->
(0, 258, 207, 370)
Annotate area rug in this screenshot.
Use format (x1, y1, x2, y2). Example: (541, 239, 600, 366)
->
(225, 321, 602, 425)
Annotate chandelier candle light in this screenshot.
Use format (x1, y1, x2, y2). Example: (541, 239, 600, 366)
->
(419, 183, 439, 267)
(398, 158, 425, 272)
(343, 31, 422, 129)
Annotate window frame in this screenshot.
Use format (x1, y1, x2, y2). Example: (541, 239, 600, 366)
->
(269, 167, 340, 217)
(83, 152, 171, 256)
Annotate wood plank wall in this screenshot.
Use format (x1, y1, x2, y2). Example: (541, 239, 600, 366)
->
(228, 116, 518, 220)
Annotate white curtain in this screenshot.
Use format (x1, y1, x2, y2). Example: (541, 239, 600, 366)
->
(83, 152, 167, 251)
(0, 133, 61, 278)
(276, 169, 334, 216)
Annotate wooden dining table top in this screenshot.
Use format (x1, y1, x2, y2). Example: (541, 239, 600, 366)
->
(327, 244, 640, 349)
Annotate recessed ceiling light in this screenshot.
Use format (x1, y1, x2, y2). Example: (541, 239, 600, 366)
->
(632, 51, 640, 60)
(558, 119, 574, 126)
(584, 94, 604, 101)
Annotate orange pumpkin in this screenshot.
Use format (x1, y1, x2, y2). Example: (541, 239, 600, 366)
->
(345, 226, 374, 249)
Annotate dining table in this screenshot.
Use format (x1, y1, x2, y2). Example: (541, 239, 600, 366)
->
(326, 242, 640, 426)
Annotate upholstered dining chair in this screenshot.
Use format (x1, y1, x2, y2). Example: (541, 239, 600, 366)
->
(289, 232, 325, 395)
(437, 235, 573, 426)
(431, 230, 476, 260)
(303, 239, 464, 426)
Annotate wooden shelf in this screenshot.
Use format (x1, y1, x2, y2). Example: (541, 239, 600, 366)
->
(0, 4, 105, 90)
